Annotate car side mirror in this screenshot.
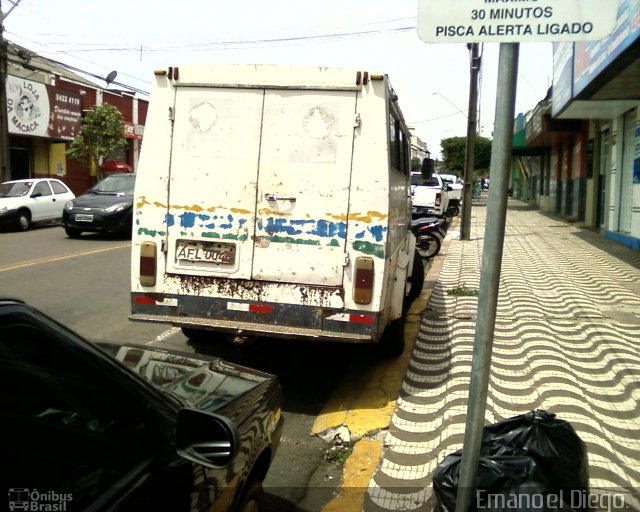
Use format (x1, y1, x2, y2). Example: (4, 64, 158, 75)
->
(421, 158, 434, 180)
(175, 408, 239, 469)
(30, 192, 42, 198)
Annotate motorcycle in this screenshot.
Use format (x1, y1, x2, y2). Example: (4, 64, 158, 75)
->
(411, 216, 446, 259)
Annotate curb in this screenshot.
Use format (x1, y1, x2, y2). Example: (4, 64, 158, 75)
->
(318, 215, 458, 512)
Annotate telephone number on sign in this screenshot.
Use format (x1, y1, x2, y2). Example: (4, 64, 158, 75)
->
(55, 94, 81, 106)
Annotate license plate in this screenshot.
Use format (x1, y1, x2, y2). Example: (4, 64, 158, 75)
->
(75, 214, 94, 222)
(176, 241, 236, 265)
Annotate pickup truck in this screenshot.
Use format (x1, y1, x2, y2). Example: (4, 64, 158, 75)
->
(411, 171, 450, 218)
(439, 173, 463, 217)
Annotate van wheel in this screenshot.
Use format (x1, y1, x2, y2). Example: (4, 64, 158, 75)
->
(181, 327, 212, 342)
(182, 327, 236, 343)
(378, 315, 405, 358)
(405, 252, 424, 308)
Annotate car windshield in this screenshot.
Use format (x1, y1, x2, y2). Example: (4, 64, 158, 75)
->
(92, 175, 135, 195)
(0, 181, 32, 197)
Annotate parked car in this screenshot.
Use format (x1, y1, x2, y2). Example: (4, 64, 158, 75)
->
(62, 173, 136, 238)
(0, 178, 75, 231)
(0, 298, 283, 512)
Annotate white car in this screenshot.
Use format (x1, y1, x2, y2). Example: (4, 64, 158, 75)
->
(0, 178, 75, 231)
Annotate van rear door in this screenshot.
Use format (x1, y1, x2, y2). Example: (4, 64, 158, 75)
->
(165, 87, 356, 287)
(165, 87, 264, 280)
(253, 90, 356, 286)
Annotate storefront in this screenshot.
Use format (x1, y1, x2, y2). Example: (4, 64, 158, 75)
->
(6, 74, 82, 183)
(4, 42, 148, 195)
(522, 0, 640, 249)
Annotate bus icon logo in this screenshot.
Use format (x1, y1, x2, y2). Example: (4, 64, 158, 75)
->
(8, 488, 29, 511)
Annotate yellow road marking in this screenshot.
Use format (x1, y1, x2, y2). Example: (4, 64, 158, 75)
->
(321, 438, 383, 512)
(0, 244, 131, 273)
(315, 264, 440, 512)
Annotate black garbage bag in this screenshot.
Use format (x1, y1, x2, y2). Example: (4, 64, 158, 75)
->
(432, 410, 589, 512)
(481, 410, 589, 495)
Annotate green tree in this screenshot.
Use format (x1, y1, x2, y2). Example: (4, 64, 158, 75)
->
(67, 104, 127, 178)
(440, 135, 492, 175)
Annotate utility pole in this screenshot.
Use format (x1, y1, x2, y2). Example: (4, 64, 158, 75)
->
(0, 0, 10, 183)
(460, 43, 481, 241)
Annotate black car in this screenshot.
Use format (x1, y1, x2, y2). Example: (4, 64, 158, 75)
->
(0, 298, 283, 512)
(62, 173, 136, 237)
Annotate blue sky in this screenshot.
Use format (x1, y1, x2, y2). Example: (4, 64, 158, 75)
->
(4, 0, 554, 158)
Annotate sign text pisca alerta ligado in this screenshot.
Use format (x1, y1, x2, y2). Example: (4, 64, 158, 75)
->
(435, 5, 594, 38)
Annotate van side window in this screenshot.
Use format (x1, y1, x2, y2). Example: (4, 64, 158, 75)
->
(389, 109, 410, 176)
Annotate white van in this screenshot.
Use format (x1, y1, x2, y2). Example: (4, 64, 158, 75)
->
(130, 64, 423, 356)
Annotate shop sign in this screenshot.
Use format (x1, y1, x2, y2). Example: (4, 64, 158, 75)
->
(417, 0, 619, 43)
(6, 75, 82, 140)
(124, 121, 143, 140)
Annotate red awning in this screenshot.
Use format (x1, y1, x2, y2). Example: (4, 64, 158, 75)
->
(101, 161, 133, 173)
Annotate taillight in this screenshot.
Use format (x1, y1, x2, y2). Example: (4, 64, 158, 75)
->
(435, 192, 441, 207)
(353, 256, 374, 304)
(139, 242, 157, 286)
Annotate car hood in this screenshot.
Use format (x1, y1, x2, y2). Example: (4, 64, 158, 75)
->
(99, 343, 278, 425)
(71, 193, 133, 208)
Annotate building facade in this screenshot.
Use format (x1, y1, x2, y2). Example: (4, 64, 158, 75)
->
(513, 0, 640, 250)
(4, 43, 148, 195)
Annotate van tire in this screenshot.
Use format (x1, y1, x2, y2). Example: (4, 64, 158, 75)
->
(182, 327, 236, 344)
(405, 252, 424, 308)
(378, 316, 405, 358)
(410, 251, 425, 294)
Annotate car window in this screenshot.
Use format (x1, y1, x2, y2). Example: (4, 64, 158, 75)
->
(0, 322, 157, 509)
(51, 181, 71, 195)
(0, 181, 32, 197)
(33, 181, 52, 197)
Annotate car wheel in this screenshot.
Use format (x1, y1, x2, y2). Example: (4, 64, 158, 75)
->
(16, 209, 30, 231)
(237, 481, 264, 512)
(65, 227, 82, 238)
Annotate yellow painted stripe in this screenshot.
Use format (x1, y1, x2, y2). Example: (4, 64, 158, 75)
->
(0, 244, 131, 273)
(314, 251, 442, 512)
(321, 437, 383, 512)
(312, 290, 429, 438)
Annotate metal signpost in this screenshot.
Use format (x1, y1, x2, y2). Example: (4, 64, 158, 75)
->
(416, 1, 619, 510)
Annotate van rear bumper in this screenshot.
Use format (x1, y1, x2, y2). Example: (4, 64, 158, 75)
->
(131, 293, 381, 342)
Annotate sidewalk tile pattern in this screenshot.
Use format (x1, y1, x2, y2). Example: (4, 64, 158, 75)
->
(365, 203, 640, 512)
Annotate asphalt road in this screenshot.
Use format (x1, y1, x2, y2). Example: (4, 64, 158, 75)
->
(0, 222, 393, 511)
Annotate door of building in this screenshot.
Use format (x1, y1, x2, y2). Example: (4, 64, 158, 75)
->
(618, 110, 636, 234)
(597, 127, 610, 229)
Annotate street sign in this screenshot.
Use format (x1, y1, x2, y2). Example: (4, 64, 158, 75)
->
(417, 0, 619, 43)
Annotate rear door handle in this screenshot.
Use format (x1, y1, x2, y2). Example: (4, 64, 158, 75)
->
(265, 194, 296, 202)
